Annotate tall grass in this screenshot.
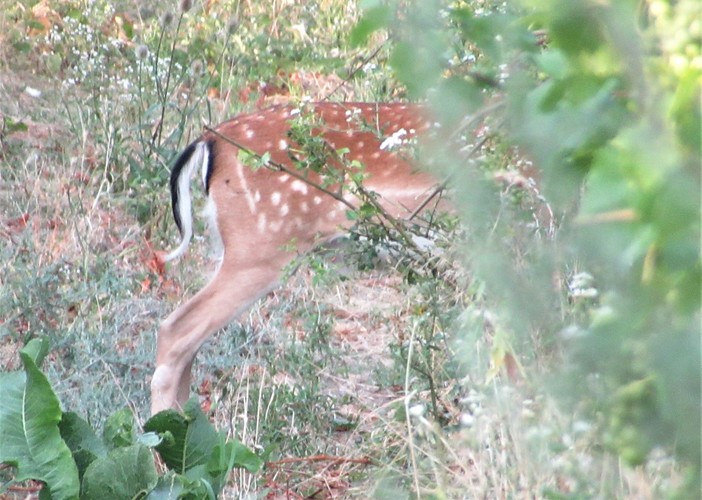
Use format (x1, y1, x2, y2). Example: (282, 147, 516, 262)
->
(0, 0, 692, 497)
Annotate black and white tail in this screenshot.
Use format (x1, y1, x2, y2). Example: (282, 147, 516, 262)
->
(164, 140, 210, 262)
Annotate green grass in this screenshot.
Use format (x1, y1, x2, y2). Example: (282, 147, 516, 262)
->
(0, 0, 691, 498)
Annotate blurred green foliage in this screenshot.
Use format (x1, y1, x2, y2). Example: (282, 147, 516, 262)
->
(355, 0, 700, 492)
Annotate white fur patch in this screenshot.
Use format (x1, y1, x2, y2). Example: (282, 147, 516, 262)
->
(290, 180, 308, 195)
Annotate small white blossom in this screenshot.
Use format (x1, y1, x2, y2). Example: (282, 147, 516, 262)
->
(25, 86, 41, 98)
(408, 404, 425, 417)
(379, 128, 408, 151)
(460, 413, 474, 427)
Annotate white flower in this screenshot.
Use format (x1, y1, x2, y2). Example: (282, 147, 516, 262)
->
(25, 86, 41, 98)
(408, 404, 425, 417)
(379, 128, 408, 151)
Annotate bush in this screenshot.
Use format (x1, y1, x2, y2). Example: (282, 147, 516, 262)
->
(355, 0, 700, 493)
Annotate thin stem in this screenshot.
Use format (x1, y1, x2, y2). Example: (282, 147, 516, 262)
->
(156, 13, 185, 148)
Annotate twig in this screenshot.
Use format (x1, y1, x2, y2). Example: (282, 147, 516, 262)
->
(322, 41, 390, 102)
(203, 125, 357, 213)
(203, 124, 427, 256)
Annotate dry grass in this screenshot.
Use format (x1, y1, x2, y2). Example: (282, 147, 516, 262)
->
(0, 1, 687, 498)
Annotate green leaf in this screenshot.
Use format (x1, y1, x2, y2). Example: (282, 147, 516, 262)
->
(144, 400, 262, 495)
(22, 337, 50, 366)
(143, 400, 220, 471)
(138, 431, 164, 448)
(0, 344, 80, 500)
(81, 444, 158, 500)
(536, 49, 569, 80)
(215, 440, 263, 474)
(350, 5, 391, 47)
(103, 408, 135, 449)
(390, 41, 438, 98)
(27, 19, 47, 32)
(58, 412, 107, 481)
(146, 472, 197, 499)
(357, 202, 378, 219)
(2, 116, 29, 135)
(12, 41, 31, 53)
(670, 67, 702, 154)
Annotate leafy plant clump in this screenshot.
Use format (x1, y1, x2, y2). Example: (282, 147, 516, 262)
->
(352, 0, 700, 494)
(0, 339, 263, 499)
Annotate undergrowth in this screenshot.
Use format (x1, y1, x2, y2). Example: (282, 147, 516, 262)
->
(1, 0, 697, 498)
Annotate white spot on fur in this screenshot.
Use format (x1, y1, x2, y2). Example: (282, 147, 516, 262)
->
(279, 174, 291, 183)
(313, 196, 323, 205)
(236, 162, 258, 214)
(301, 201, 309, 213)
(271, 192, 281, 206)
(269, 220, 284, 232)
(245, 129, 255, 139)
(280, 204, 289, 216)
(254, 190, 261, 202)
(279, 139, 288, 150)
(291, 180, 308, 195)
(257, 213, 267, 233)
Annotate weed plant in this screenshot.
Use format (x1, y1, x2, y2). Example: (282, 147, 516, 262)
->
(0, 0, 696, 498)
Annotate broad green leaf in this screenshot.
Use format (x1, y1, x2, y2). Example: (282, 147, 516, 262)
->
(144, 401, 219, 473)
(0, 345, 80, 500)
(390, 41, 441, 98)
(12, 41, 31, 53)
(670, 67, 702, 154)
(22, 337, 50, 366)
(59, 412, 107, 481)
(81, 444, 158, 500)
(144, 400, 262, 495)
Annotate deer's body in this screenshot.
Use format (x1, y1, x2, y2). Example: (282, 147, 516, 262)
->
(151, 102, 438, 414)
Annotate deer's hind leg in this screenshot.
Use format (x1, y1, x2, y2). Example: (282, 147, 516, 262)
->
(150, 250, 299, 414)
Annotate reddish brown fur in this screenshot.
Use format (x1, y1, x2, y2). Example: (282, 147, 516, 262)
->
(151, 102, 439, 414)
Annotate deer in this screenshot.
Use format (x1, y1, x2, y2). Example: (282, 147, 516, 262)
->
(150, 101, 446, 415)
